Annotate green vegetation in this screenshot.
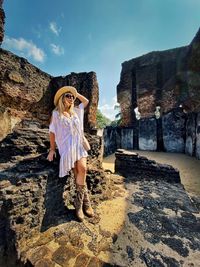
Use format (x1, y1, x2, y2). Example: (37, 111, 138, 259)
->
(96, 109, 111, 128)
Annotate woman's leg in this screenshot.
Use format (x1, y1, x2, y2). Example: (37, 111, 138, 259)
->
(75, 157, 87, 185)
(74, 158, 87, 221)
(74, 158, 94, 220)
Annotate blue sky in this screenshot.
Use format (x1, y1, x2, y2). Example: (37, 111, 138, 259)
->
(2, 0, 200, 120)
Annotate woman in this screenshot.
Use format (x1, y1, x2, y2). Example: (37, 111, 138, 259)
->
(47, 86, 94, 221)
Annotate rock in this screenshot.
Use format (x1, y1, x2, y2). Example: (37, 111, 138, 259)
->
(52, 245, 80, 266)
(162, 108, 186, 153)
(139, 117, 157, 150)
(115, 149, 180, 183)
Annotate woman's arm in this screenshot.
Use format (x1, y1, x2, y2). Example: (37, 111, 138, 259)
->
(47, 132, 56, 161)
(76, 93, 89, 108)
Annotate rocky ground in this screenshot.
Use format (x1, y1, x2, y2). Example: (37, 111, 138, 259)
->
(1, 129, 200, 267)
(21, 173, 200, 267)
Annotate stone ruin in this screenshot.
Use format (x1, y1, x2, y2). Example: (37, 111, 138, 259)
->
(104, 28, 200, 160)
(117, 28, 200, 123)
(1, 1, 200, 266)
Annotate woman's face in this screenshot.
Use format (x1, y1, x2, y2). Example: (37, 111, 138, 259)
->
(63, 92, 75, 107)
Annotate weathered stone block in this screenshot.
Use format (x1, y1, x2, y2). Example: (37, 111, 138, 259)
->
(139, 118, 157, 151)
(121, 128, 134, 149)
(115, 149, 180, 183)
(162, 108, 186, 152)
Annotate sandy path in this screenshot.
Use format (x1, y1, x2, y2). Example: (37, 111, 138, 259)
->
(102, 151, 200, 197)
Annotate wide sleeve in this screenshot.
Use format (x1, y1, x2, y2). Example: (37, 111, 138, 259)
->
(74, 103, 84, 131)
(49, 111, 57, 134)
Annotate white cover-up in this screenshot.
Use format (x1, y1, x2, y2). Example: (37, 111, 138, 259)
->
(49, 103, 88, 177)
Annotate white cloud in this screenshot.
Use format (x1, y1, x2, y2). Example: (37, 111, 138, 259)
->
(49, 22, 61, 36)
(3, 36, 45, 62)
(50, 43, 64, 55)
(99, 96, 119, 121)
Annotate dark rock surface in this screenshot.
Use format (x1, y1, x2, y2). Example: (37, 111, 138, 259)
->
(162, 108, 186, 153)
(127, 179, 200, 266)
(115, 149, 180, 183)
(139, 117, 157, 151)
(103, 126, 136, 156)
(0, 127, 112, 267)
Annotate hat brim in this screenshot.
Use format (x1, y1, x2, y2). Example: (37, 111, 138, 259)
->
(54, 86, 77, 106)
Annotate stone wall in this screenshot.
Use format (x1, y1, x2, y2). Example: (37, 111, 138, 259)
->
(104, 108, 200, 160)
(103, 126, 137, 156)
(115, 149, 180, 183)
(162, 108, 186, 153)
(0, 48, 99, 140)
(117, 28, 200, 126)
(139, 117, 157, 151)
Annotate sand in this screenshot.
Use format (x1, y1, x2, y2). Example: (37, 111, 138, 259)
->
(102, 151, 200, 197)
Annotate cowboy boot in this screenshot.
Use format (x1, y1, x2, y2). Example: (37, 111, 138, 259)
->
(74, 185, 85, 221)
(83, 185, 94, 217)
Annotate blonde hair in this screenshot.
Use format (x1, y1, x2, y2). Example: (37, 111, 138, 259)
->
(55, 93, 75, 116)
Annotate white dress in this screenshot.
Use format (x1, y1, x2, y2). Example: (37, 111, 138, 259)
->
(49, 103, 88, 177)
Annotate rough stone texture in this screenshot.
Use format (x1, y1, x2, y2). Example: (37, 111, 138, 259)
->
(128, 179, 200, 266)
(162, 108, 186, 153)
(103, 126, 138, 156)
(115, 149, 180, 183)
(182, 28, 200, 112)
(117, 46, 187, 124)
(117, 28, 200, 125)
(22, 176, 200, 267)
(120, 128, 134, 149)
(1, 134, 200, 266)
(0, 48, 99, 140)
(139, 117, 157, 151)
(103, 127, 122, 156)
(185, 112, 196, 156)
(196, 112, 200, 159)
(0, 0, 5, 45)
(0, 127, 111, 267)
(0, 48, 52, 140)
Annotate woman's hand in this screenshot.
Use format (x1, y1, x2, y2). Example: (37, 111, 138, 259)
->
(47, 150, 56, 161)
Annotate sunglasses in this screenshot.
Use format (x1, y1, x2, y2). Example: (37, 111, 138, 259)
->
(64, 93, 75, 100)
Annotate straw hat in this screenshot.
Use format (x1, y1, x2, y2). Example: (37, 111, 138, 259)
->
(54, 86, 77, 106)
